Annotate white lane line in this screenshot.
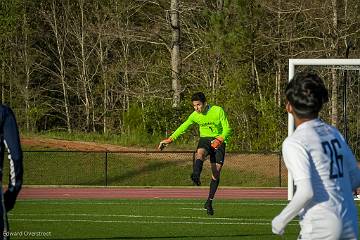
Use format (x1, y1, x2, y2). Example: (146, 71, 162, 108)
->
(10, 218, 297, 226)
(9, 213, 299, 224)
(180, 208, 205, 211)
(10, 213, 285, 222)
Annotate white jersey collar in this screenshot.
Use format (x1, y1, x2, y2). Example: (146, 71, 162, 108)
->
(295, 118, 321, 131)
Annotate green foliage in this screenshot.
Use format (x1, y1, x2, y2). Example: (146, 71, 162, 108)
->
(0, 0, 22, 39)
(122, 104, 145, 133)
(250, 98, 285, 151)
(140, 98, 200, 147)
(28, 106, 47, 126)
(4, 0, 360, 152)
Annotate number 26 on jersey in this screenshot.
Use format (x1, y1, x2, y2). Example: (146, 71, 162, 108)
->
(322, 139, 344, 179)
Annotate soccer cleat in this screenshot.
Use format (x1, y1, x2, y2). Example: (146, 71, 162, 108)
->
(190, 173, 201, 186)
(204, 200, 214, 215)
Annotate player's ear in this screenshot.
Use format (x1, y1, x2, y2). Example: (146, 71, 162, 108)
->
(285, 101, 293, 114)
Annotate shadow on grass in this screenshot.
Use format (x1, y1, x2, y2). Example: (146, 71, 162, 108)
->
(52, 233, 275, 239)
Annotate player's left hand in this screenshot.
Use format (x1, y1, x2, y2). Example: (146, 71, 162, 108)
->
(271, 216, 285, 235)
(211, 137, 224, 150)
(158, 138, 173, 151)
(4, 190, 17, 212)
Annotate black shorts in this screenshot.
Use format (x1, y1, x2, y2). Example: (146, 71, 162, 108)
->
(196, 137, 226, 165)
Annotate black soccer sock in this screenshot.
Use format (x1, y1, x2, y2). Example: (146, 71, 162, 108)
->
(208, 178, 220, 200)
(193, 159, 203, 177)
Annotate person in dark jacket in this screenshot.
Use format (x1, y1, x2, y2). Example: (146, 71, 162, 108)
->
(0, 105, 23, 239)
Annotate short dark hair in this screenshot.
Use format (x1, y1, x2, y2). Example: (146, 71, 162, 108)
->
(285, 71, 329, 118)
(191, 92, 206, 103)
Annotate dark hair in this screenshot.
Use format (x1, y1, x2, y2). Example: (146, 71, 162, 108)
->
(285, 71, 329, 118)
(191, 92, 207, 103)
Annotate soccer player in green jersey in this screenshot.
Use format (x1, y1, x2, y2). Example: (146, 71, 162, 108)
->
(158, 92, 232, 215)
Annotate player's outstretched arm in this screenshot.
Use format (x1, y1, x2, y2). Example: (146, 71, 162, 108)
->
(272, 178, 313, 235)
(158, 115, 194, 151)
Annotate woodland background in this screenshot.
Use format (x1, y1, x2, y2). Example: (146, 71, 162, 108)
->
(1, 0, 360, 152)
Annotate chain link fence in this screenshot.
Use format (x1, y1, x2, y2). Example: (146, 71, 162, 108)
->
(3, 150, 287, 187)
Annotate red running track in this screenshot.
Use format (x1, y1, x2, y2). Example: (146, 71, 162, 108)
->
(17, 187, 287, 200)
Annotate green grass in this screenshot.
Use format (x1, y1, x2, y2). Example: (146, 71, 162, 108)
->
(2, 151, 286, 187)
(8, 198, 301, 239)
(18, 133, 284, 187)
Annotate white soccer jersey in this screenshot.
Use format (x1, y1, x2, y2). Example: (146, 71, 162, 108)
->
(282, 118, 358, 239)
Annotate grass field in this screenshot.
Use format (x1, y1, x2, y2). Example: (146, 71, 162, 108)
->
(2, 150, 286, 187)
(8, 198, 302, 240)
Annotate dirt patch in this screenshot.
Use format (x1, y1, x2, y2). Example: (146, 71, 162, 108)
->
(21, 137, 147, 152)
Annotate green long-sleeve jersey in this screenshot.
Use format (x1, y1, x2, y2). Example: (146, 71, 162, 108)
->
(169, 105, 232, 143)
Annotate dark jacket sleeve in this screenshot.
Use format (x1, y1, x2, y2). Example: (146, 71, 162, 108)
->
(2, 106, 23, 195)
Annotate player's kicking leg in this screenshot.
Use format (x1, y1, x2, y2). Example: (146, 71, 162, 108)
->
(191, 148, 206, 186)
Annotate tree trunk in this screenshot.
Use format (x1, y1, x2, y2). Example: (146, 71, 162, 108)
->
(9, 61, 12, 106)
(330, 0, 339, 127)
(170, 0, 181, 108)
(210, 2, 223, 102)
(275, 63, 281, 107)
(249, 2, 263, 103)
(103, 71, 107, 134)
(331, 68, 338, 126)
(1, 61, 4, 104)
(275, 0, 282, 107)
(98, 37, 108, 134)
(79, 0, 90, 131)
(252, 56, 263, 102)
(91, 92, 96, 132)
(211, 55, 220, 101)
(23, 12, 31, 131)
(122, 41, 129, 112)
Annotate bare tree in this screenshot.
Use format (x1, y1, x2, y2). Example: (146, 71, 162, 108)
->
(40, 0, 72, 133)
(170, 0, 181, 108)
(94, 18, 111, 134)
(68, 0, 100, 132)
(74, 0, 91, 131)
(327, 0, 340, 126)
(22, 12, 31, 131)
(211, 0, 224, 101)
(18, 10, 39, 131)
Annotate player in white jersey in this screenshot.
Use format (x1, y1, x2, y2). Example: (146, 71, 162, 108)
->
(272, 72, 360, 239)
